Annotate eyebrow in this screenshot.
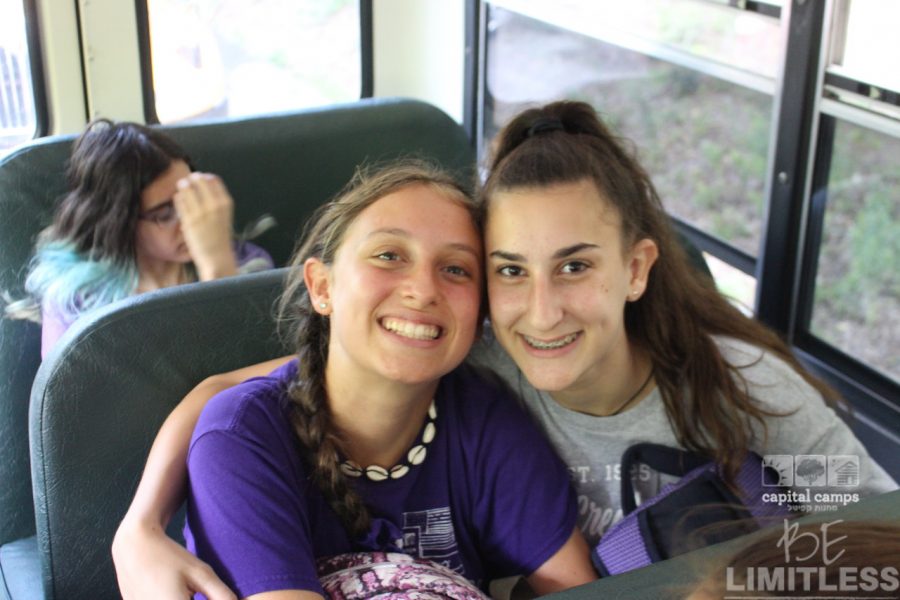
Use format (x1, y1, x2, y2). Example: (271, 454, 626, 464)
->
(489, 242, 600, 262)
(369, 227, 408, 238)
(368, 228, 481, 258)
(142, 199, 174, 214)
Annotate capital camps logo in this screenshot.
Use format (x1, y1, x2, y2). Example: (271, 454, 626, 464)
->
(726, 519, 900, 599)
(763, 455, 860, 487)
(761, 455, 861, 513)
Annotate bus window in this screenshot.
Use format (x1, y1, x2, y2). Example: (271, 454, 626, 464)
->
(703, 251, 756, 315)
(828, 0, 900, 94)
(481, 0, 782, 307)
(810, 120, 900, 385)
(144, 0, 362, 123)
(0, 0, 38, 155)
(789, 0, 900, 389)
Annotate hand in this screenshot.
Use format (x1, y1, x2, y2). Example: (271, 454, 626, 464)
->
(173, 173, 238, 281)
(112, 519, 237, 600)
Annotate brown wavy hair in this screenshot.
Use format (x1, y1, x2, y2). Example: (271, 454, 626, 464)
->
(480, 101, 840, 484)
(50, 118, 192, 264)
(276, 160, 477, 536)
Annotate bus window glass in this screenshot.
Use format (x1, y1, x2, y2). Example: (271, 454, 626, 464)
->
(704, 252, 756, 315)
(811, 120, 900, 384)
(0, 0, 37, 156)
(146, 0, 361, 124)
(483, 1, 780, 259)
(829, 0, 900, 92)
(489, 0, 781, 79)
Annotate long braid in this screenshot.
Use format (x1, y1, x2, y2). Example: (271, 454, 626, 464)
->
(276, 160, 476, 538)
(285, 302, 371, 536)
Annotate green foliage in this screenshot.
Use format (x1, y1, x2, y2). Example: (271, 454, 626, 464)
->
(823, 188, 900, 323)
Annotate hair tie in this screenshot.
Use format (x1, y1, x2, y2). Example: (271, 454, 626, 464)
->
(526, 117, 565, 138)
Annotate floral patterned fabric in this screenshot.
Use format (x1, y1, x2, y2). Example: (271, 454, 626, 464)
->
(317, 552, 489, 600)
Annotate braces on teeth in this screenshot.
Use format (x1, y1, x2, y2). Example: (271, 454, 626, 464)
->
(525, 333, 577, 350)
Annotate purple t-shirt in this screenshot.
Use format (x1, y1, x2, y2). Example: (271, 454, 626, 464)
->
(185, 360, 577, 598)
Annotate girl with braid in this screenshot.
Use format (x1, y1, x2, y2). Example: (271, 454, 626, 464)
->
(163, 162, 595, 600)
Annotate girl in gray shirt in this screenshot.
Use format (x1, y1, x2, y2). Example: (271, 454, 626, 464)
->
(474, 100, 895, 546)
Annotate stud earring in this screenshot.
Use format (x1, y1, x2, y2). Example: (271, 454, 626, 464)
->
(319, 302, 328, 309)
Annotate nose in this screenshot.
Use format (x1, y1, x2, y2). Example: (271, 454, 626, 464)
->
(402, 265, 440, 308)
(525, 275, 563, 331)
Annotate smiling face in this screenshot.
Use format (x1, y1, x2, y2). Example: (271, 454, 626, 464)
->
(134, 159, 191, 266)
(307, 183, 483, 389)
(485, 179, 657, 405)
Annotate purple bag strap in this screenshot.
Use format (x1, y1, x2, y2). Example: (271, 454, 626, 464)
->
(593, 513, 654, 575)
(619, 443, 709, 515)
(594, 445, 791, 576)
(596, 449, 716, 575)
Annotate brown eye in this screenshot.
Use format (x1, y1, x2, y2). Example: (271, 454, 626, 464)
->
(496, 265, 524, 277)
(560, 261, 588, 274)
(444, 265, 471, 278)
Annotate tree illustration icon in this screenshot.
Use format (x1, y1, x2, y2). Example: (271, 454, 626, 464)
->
(796, 458, 825, 485)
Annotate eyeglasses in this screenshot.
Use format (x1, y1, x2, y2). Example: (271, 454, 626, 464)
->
(138, 200, 179, 227)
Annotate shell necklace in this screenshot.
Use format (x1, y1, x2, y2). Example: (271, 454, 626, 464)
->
(339, 399, 437, 482)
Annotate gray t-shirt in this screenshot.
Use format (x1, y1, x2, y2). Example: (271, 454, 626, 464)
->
(468, 332, 897, 547)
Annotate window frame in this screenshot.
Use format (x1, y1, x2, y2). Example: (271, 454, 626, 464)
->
(135, 0, 373, 125)
(1, 0, 48, 149)
(24, 0, 48, 140)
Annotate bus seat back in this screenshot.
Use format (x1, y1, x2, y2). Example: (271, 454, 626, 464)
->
(0, 137, 74, 545)
(30, 269, 288, 600)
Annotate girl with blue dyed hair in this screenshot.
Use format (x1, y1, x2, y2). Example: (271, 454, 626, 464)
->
(5, 119, 272, 357)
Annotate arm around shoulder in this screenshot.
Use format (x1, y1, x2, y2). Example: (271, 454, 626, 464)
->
(525, 527, 597, 595)
(112, 355, 294, 600)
